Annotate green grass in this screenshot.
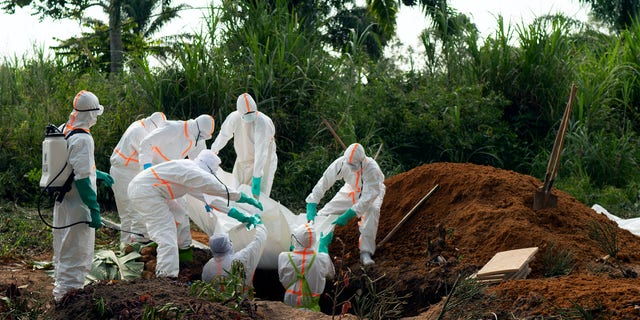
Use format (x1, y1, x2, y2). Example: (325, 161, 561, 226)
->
(0, 201, 52, 261)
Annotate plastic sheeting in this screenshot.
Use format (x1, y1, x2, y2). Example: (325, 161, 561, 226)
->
(185, 169, 336, 270)
(592, 204, 640, 236)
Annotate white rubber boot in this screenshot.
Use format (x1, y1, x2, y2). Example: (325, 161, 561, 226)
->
(360, 252, 375, 266)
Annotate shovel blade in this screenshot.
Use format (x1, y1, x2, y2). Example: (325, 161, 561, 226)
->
(533, 190, 558, 210)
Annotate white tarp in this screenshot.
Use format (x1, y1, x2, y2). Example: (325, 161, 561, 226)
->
(185, 168, 336, 269)
(592, 204, 640, 236)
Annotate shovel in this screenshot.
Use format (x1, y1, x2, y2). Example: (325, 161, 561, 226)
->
(533, 84, 577, 210)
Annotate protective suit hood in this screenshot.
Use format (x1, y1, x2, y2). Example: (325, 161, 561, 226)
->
(209, 234, 233, 256)
(190, 115, 215, 145)
(144, 112, 166, 130)
(292, 224, 316, 250)
(65, 90, 103, 130)
(344, 143, 366, 169)
(237, 93, 258, 123)
(194, 150, 221, 174)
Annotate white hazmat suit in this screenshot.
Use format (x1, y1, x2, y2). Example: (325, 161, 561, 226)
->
(128, 150, 246, 277)
(305, 143, 385, 265)
(138, 114, 214, 168)
(278, 224, 334, 310)
(210, 93, 277, 199)
(202, 223, 267, 286)
(136, 114, 215, 256)
(52, 90, 105, 301)
(109, 112, 167, 244)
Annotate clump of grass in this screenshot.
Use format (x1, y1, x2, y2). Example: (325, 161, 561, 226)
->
(351, 268, 410, 320)
(0, 201, 51, 261)
(436, 275, 488, 319)
(542, 241, 575, 277)
(587, 220, 619, 259)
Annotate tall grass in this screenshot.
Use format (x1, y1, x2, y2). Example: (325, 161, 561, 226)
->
(2, 8, 640, 221)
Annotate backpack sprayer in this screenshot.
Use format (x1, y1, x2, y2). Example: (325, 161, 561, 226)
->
(37, 124, 142, 236)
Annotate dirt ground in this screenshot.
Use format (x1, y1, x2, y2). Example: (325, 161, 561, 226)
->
(3, 162, 640, 319)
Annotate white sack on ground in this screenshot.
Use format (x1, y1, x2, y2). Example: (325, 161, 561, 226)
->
(592, 204, 640, 236)
(185, 168, 336, 269)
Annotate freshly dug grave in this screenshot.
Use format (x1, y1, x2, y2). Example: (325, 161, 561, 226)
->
(332, 162, 640, 318)
(6, 162, 640, 319)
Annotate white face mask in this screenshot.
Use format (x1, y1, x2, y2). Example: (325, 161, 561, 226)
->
(241, 112, 257, 123)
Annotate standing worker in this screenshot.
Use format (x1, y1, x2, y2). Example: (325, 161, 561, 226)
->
(202, 215, 267, 286)
(128, 150, 263, 278)
(278, 224, 335, 311)
(305, 143, 385, 266)
(210, 93, 277, 200)
(53, 90, 113, 302)
(109, 112, 167, 245)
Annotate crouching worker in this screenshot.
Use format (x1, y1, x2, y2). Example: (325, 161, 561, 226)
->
(128, 150, 263, 278)
(278, 224, 335, 311)
(202, 214, 266, 287)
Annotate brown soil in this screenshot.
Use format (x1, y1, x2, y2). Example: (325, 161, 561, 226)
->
(3, 162, 640, 319)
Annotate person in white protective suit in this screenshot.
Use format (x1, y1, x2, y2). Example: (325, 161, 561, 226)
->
(305, 143, 385, 266)
(210, 93, 277, 200)
(109, 112, 167, 245)
(137, 114, 215, 259)
(278, 224, 335, 311)
(201, 215, 267, 286)
(53, 90, 113, 302)
(128, 150, 263, 278)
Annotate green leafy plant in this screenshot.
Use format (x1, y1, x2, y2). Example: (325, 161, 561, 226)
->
(189, 260, 256, 315)
(142, 302, 185, 320)
(93, 296, 111, 318)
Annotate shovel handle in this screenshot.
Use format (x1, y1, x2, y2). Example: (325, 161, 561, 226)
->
(377, 184, 439, 247)
(542, 84, 577, 192)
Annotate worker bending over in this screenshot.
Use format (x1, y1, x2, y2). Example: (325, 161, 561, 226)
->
(305, 143, 385, 266)
(128, 150, 262, 278)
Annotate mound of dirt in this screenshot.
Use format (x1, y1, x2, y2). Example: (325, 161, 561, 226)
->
(332, 162, 640, 318)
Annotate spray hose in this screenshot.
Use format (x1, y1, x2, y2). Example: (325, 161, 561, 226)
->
(37, 181, 144, 237)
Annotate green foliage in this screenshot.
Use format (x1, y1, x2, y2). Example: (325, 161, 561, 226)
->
(189, 260, 255, 314)
(0, 201, 51, 261)
(3, 4, 640, 222)
(587, 220, 619, 258)
(541, 242, 575, 277)
(142, 302, 186, 320)
(351, 269, 410, 320)
(93, 297, 112, 318)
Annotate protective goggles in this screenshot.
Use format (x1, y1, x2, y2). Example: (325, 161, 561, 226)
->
(74, 105, 104, 116)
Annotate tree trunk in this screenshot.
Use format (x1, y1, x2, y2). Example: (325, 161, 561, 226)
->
(109, 0, 124, 73)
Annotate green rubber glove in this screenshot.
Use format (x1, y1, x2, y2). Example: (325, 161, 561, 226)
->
(96, 170, 114, 187)
(75, 177, 101, 229)
(228, 207, 251, 224)
(251, 176, 261, 198)
(318, 231, 333, 253)
(238, 192, 263, 211)
(332, 208, 357, 227)
(245, 214, 263, 230)
(306, 203, 317, 222)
